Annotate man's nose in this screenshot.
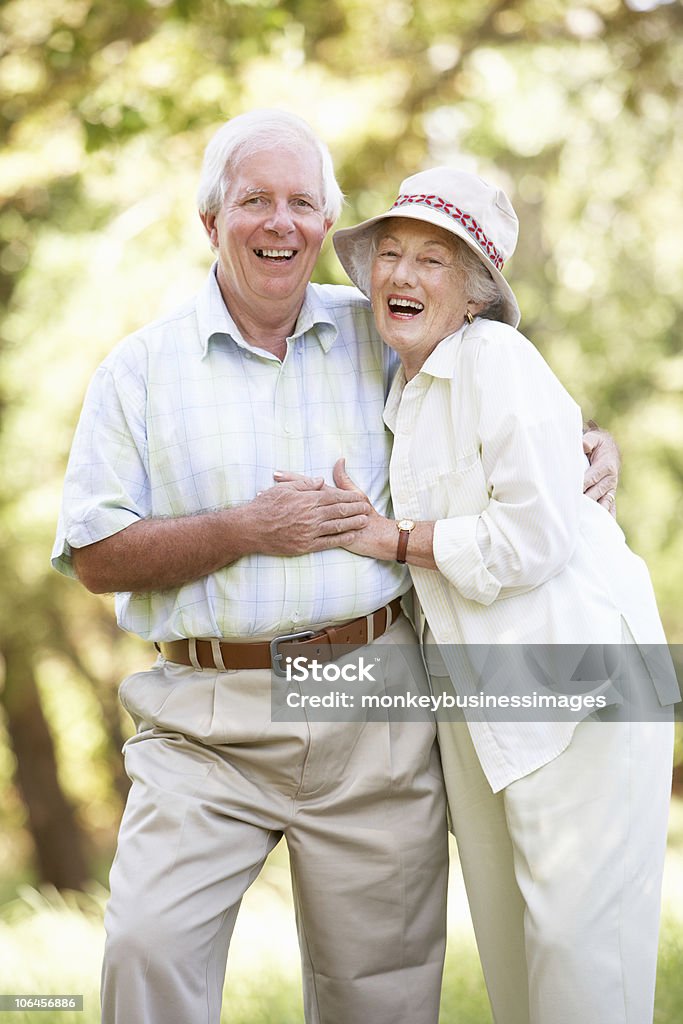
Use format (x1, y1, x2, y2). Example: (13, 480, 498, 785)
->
(264, 200, 295, 235)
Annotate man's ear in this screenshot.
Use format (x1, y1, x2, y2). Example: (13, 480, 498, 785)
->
(199, 210, 218, 247)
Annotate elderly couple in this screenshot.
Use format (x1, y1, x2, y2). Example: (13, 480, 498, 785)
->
(54, 110, 677, 1024)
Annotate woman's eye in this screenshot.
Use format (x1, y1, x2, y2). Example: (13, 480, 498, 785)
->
(378, 250, 399, 259)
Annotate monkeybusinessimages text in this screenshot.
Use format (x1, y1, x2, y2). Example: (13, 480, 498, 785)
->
(282, 655, 608, 713)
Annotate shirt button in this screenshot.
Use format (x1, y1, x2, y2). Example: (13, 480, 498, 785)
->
(244, 352, 253, 360)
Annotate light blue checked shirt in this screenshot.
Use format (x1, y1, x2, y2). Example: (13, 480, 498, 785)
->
(52, 267, 409, 641)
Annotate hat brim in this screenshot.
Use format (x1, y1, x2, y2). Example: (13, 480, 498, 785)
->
(333, 205, 521, 329)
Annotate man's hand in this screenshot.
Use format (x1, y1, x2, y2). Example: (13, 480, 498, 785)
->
(273, 461, 393, 559)
(259, 470, 370, 554)
(583, 421, 620, 518)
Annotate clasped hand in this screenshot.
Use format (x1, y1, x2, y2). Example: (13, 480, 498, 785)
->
(270, 458, 386, 557)
(249, 462, 373, 555)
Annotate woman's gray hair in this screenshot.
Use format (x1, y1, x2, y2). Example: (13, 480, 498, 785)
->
(196, 109, 344, 223)
(350, 220, 505, 321)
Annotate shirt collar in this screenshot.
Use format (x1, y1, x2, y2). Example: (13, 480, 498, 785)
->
(195, 264, 338, 358)
(382, 324, 468, 432)
(418, 324, 467, 379)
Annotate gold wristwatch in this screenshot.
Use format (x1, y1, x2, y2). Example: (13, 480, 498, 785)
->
(396, 519, 416, 564)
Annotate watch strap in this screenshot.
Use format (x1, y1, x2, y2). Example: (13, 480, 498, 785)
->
(397, 527, 411, 564)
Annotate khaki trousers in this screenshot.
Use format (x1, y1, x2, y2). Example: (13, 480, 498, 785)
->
(435, 675, 674, 1024)
(101, 616, 448, 1024)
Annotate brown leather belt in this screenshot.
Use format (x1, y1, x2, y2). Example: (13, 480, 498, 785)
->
(156, 598, 402, 675)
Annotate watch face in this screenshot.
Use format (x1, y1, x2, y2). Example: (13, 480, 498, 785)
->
(397, 519, 415, 531)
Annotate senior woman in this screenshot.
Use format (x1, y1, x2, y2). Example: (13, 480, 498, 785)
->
(327, 168, 679, 1024)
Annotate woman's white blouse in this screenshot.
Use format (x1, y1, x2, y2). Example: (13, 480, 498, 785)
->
(384, 318, 678, 790)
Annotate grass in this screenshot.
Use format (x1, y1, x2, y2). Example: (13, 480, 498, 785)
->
(655, 922, 683, 1024)
(1, 816, 682, 1023)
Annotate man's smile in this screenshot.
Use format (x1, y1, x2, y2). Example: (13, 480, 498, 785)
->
(254, 248, 296, 261)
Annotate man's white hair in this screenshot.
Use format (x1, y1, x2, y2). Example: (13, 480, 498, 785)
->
(196, 109, 344, 223)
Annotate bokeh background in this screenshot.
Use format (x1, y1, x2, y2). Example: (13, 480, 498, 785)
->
(1, 0, 682, 1020)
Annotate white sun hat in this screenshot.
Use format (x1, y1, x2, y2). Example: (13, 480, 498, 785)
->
(333, 166, 521, 328)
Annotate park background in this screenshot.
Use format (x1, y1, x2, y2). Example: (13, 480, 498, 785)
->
(1, 0, 682, 1020)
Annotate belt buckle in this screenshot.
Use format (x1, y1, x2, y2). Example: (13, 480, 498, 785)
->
(270, 630, 316, 677)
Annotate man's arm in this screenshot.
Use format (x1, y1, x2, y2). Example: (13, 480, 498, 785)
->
(72, 480, 370, 594)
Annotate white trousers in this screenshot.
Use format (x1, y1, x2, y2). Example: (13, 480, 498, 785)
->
(101, 616, 448, 1024)
(435, 692, 674, 1024)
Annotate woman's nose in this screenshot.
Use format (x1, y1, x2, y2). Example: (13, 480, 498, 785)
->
(391, 255, 418, 288)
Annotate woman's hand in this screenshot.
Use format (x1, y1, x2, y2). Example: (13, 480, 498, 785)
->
(273, 461, 437, 566)
(331, 459, 397, 559)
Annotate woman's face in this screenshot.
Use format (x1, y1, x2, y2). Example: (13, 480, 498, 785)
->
(370, 219, 473, 377)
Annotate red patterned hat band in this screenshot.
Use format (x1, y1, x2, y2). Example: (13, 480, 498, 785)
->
(391, 193, 505, 271)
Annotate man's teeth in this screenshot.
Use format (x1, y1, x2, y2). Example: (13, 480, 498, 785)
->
(256, 249, 295, 259)
(389, 298, 424, 312)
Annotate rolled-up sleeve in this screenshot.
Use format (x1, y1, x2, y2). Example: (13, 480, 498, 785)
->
(431, 333, 584, 603)
(51, 346, 150, 577)
(433, 515, 501, 604)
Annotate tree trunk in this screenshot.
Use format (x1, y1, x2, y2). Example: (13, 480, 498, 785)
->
(0, 637, 89, 891)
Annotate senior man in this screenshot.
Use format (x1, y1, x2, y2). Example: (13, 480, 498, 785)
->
(52, 110, 618, 1024)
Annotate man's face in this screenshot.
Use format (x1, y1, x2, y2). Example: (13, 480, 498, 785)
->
(202, 142, 332, 315)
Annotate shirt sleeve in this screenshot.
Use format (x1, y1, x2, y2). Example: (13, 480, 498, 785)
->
(51, 346, 151, 578)
(432, 331, 585, 605)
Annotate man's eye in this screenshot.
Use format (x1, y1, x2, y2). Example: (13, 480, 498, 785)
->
(244, 196, 267, 206)
(292, 198, 314, 209)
